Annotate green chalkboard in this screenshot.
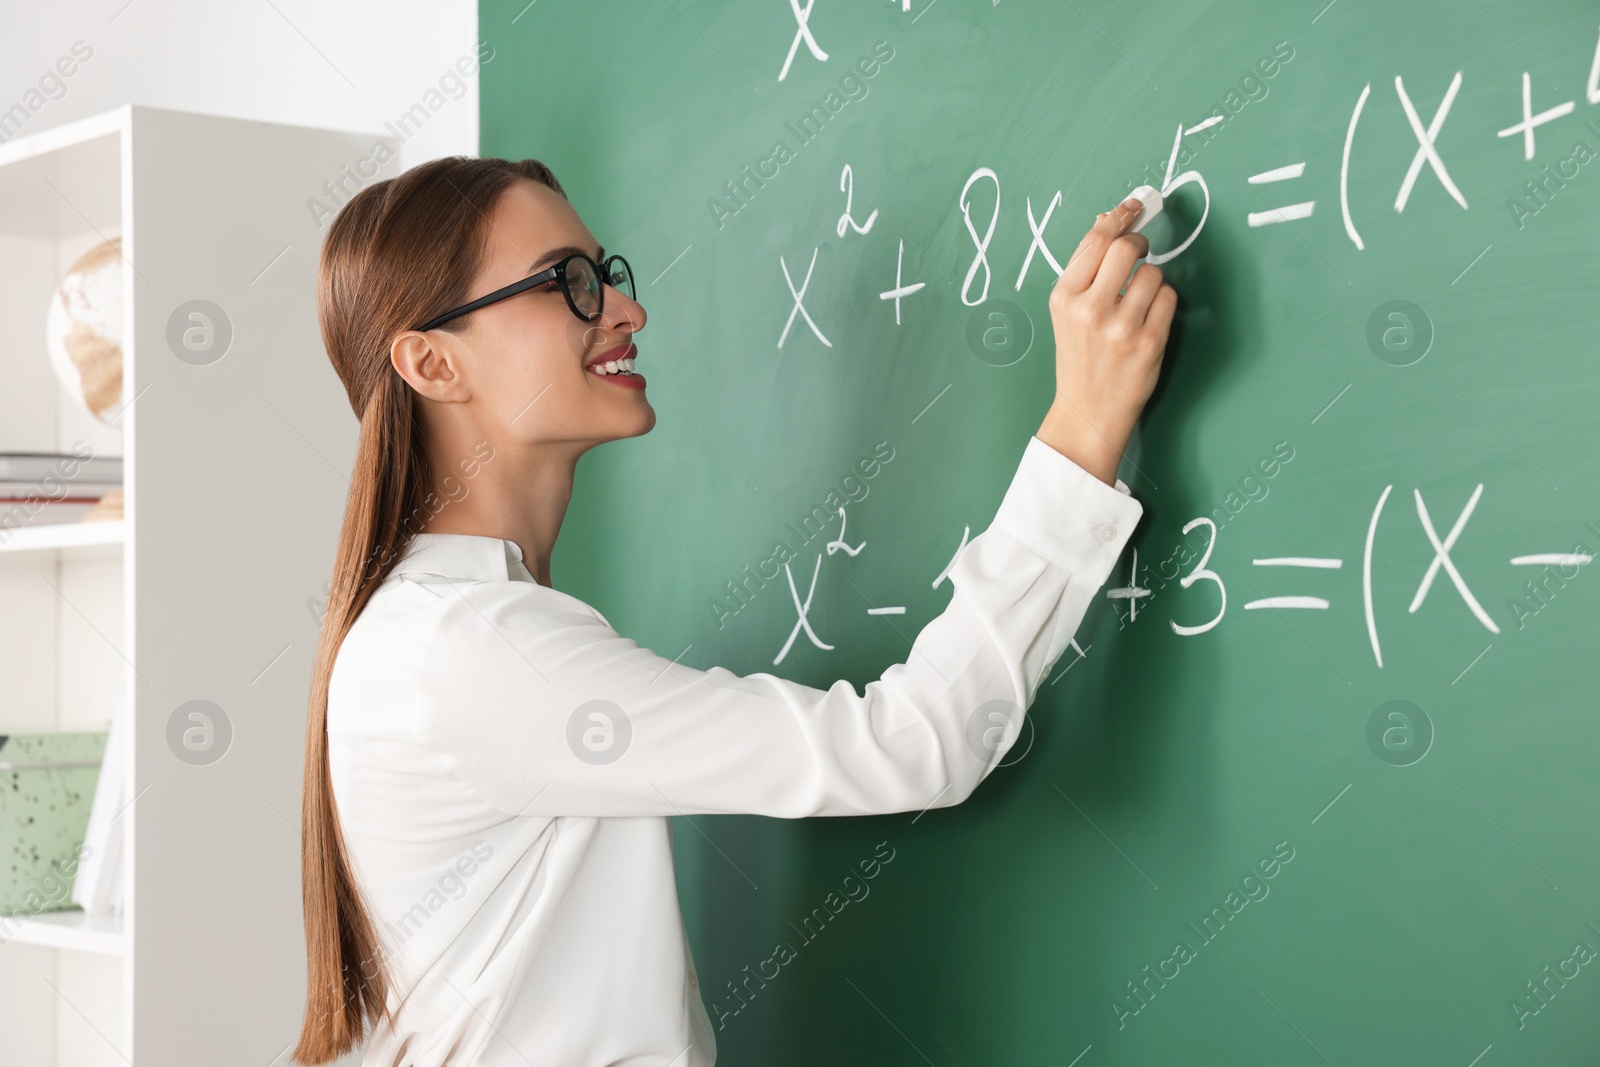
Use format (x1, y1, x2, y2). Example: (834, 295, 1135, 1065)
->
(482, 1, 1600, 1062)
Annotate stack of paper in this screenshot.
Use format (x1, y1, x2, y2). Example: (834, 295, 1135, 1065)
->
(0, 450, 122, 528)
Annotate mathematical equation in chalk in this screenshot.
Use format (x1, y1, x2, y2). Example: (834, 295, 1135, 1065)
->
(769, 486, 1595, 674)
(1104, 483, 1594, 669)
(768, 25, 1600, 349)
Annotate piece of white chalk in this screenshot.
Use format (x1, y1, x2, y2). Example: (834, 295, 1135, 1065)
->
(1125, 184, 1164, 233)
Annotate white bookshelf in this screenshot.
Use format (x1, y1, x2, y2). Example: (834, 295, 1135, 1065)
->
(0, 106, 393, 1066)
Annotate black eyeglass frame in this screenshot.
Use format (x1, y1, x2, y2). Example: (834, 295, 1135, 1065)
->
(415, 252, 634, 332)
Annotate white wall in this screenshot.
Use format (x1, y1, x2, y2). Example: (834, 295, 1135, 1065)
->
(0, 0, 479, 170)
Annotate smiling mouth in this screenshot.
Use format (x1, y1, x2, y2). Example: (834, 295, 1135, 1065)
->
(586, 342, 638, 376)
(586, 355, 637, 377)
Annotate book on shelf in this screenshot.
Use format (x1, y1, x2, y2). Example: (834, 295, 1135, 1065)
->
(0, 489, 117, 502)
(0, 451, 124, 528)
(0, 452, 122, 485)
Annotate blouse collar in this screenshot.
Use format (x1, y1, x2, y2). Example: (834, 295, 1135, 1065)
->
(389, 533, 535, 584)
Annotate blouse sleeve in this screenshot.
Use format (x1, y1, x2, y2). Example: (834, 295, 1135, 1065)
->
(414, 435, 1144, 819)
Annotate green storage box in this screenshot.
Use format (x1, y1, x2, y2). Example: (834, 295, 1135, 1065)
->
(0, 731, 106, 916)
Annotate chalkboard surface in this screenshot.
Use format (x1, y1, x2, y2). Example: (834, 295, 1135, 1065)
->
(482, 1, 1600, 1062)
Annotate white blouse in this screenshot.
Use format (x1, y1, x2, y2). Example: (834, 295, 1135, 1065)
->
(326, 434, 1142, 1066)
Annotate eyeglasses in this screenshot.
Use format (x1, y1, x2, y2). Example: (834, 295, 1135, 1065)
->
(415, 252, 635, 331)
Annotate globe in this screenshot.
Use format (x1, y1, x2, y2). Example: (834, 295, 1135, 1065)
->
(45, 237, 124, 425)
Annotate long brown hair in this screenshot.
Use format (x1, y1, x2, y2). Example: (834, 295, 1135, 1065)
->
(294, 156, 566, 1064)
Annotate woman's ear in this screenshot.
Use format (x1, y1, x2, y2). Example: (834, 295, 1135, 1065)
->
(391, 331, 470, 403)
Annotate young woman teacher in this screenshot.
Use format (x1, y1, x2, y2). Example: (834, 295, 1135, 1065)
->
(294, 157, 1173, 1067)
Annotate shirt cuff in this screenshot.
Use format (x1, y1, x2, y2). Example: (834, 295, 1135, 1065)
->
(990, 434, 1145, 583)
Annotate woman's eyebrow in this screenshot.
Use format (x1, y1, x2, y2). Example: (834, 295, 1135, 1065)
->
(529, 243, 605, 273)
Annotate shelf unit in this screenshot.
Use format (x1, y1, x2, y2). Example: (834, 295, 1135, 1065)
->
(4, 909, 124, 957)
(0, 519, 125, 555)
(0, 106, 393, 1067)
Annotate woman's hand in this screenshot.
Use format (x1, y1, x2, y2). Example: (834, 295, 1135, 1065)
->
(1036, 196, 1176, 486)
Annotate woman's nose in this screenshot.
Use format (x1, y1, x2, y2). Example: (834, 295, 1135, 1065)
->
(605, 288, 646, 332)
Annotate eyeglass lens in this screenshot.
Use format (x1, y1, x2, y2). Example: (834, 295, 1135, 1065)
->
(567, 256, 635, 320)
